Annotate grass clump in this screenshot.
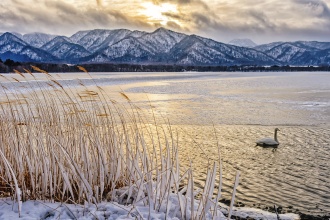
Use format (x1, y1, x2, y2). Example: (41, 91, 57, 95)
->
(0, 67, 238, 219)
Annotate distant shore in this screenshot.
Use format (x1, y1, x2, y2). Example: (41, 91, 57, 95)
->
(1, 60, 330, 73)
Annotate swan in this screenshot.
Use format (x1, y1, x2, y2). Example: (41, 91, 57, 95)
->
(256, 128, 280, 147)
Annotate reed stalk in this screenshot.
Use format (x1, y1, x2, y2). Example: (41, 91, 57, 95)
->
(0, 67, 239, 219)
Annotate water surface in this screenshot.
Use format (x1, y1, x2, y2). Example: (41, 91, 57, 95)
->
(121, 71, 330, 215)
(2, 71, 330, 215)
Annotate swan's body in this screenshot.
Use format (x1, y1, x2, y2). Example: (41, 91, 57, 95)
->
(256, 128, 280, 147)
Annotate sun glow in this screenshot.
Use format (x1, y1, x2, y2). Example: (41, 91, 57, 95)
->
(140, 2, 178, 25)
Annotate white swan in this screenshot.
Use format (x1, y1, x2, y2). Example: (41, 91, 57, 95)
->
(256, 128, 280, 147)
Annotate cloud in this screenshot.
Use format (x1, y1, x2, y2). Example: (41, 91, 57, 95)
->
(294, 0, 330, 17)
(247, 10, 277, 31)
(0, 0, 152, 35)
(96, 0, 103, 7)
(162, 12, 184, 20)
(166, 21, 181, 30)
(187, 0, 330, 43)
(151, 0, 209, 9)
(1, 0, 330, 43)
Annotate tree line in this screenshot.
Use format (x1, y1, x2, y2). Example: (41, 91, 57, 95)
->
(1, 59, 330, 73)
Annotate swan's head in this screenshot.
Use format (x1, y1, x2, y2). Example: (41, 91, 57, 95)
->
(275, 128, 280, 132)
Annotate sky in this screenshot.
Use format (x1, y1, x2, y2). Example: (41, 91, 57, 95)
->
(1, 0, 330, 44)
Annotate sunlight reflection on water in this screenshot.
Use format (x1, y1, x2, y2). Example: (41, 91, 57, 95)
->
(123, 71, 330, 215)
(2, 71, 330, 215)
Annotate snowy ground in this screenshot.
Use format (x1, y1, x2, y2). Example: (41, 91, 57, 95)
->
(0, 197, 300, 220)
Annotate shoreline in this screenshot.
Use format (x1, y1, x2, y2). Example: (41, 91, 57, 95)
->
(1, 61, 330, 73)
(219, 198, 330, 220)
(0, 197, 301, 220)
(1, 196, 328, 219)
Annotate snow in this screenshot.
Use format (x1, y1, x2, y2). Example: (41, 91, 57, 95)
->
(9, 32, 23, 39)
(128, 30, 147, 38)
(294, 41, 330, 50)
(41, 36, 71, 51)
(20, 48, 43, 61)
(0, 33, 55, 61)
(101, 37, 155, 60)
(0, 33, 27, 46)
(70, 30, 91, 44)
(93, 29, 133, 51)
(37, 36, 92, 60)
(253, 41, 330, 65)
(22, 33, 57, 48)
(138, 27, 186, 53)
(74, 29, 132, 52)
(0, 197, 300, 220)
(260, 43, 306, 62)
(221, 206, 300, 220)
(0, 198, 141, 220)
(0, 184, 299, 220)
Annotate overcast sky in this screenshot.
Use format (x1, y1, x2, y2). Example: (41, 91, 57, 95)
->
(1, 0, 330, 44)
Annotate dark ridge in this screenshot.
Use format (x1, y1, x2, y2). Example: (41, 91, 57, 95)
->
(1, 62, 330, 73)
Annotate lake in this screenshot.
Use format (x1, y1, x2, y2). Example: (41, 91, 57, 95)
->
(2, 71, 330, 216)
(112, 71, 330, 216)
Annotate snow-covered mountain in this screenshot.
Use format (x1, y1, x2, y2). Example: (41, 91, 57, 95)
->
(170, 35, 230, 65)
(41, 36, 91, 60)
(300, 49, 330, 65)
(127, 30, 147, 38)
(85, 37, 156, 63)
(79, 28, 277, 65)
(254, 41, 330, 65)
(71, 29, 132, 53)
(69, 30, 90, 44)
(166, 35, 277, 65)
(1, 29, 330, 65)
(138, 28, 187, 53)
(228, 39, 257, 48)
(83, 28, 188, 64)
(197, 36, 276, 64)
(22, 33, 57, 48)
(0, 33, 57, 62)
(9, 32, 23, 39)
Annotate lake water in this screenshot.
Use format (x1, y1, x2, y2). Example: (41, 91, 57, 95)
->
(2, 71, 330, 216)
(120, 71, 330, 216)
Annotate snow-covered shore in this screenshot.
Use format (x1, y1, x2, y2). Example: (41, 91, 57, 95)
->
(0, 197, 300, 220)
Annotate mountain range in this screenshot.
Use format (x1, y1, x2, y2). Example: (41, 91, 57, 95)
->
(1, 28, 330, 66)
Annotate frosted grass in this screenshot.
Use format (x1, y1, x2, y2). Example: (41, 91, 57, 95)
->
(0, 67, 239, 219)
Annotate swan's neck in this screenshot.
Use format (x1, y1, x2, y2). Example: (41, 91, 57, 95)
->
(274, 130, 278, 143)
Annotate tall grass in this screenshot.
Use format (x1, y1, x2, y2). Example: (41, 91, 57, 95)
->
(0, 68, 238, 219)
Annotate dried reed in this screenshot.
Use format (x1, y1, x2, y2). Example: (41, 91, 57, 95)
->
(0, 67, 238, 219)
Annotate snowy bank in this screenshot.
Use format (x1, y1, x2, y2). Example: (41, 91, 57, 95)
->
(0, 197, 300, 220)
